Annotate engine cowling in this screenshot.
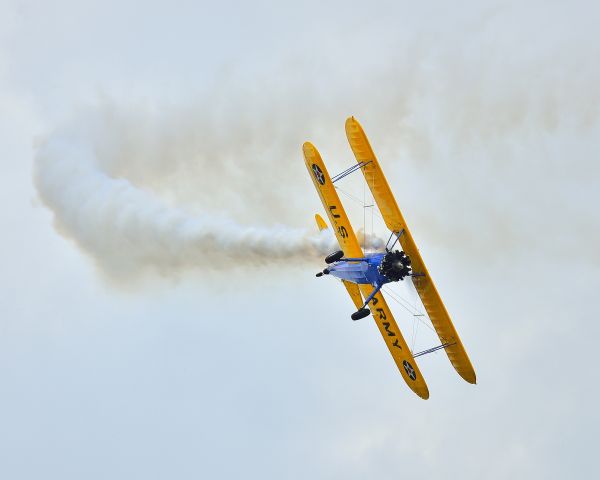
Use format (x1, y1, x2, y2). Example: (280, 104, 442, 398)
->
(378, 250, 412, 281)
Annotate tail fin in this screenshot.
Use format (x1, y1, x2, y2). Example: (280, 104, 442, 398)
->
(315, 213, 328, 232)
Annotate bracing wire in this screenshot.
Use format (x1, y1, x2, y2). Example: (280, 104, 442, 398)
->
(362, 175, 365, 250)
(381, 286, 436, 335)
(411, 315, 419, 353)
(371, 173, 374, 250)
(368, 168, 374, 251)
(335, 186, 384, 223)
(332, 166, 445, 358)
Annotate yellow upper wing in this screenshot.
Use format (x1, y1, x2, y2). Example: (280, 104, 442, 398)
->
(345, 117, 476, 384)
(303, 141, 429, 399)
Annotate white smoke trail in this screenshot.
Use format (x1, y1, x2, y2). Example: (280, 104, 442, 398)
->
(33, 113, 384, 279)
(33, 134, 342, 278)
(32, 10, 600, 281)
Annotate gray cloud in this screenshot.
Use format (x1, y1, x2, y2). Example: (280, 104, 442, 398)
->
(2, 1, 599, 479)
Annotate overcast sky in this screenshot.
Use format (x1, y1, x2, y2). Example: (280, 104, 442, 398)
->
(1, 1, 599, 479)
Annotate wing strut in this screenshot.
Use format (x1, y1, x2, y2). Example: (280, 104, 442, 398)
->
(385, 229, 404, 251)
(413, 342, 457, 358)
(331, 161, 372, 183)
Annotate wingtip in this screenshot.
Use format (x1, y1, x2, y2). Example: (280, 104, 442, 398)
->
(303, 142, 320, 160)
(413, 381, 430, 400)
(416, 386, 430, 400)
(345, 116, 365, 140)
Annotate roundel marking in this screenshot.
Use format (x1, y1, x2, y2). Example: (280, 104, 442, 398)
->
(311, 164, 325, 185)
(403, 360, 417, 381)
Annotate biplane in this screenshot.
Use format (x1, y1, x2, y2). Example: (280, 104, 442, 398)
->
(303, 117, 476, 399)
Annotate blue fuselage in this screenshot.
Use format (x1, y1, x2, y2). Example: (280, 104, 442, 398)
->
(327, 253, 389, 286)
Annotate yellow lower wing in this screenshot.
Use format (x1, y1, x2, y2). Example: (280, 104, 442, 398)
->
(303, 142, 363, 258)
(315, 212, 364, 311)
(345, 117, 476, 384)
(359, 287, 429, 399)
(342, 280, 363, 310)
(303, 142, 429, 399)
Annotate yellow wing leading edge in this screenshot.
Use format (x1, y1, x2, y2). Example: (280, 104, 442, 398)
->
(303, 142, 430, 399)
(345, 116, 476, 384)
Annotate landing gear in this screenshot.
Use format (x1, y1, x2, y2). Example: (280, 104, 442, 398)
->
(351, 283, 383, 320)
(325, 250, 344, 264)
(351, 308, 371, 321)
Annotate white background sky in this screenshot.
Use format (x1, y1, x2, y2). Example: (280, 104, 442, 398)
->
(1, 1, 599, 479)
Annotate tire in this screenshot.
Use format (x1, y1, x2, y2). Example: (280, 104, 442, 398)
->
(325, 250, 344, 264)
(351, 308, 371, 321)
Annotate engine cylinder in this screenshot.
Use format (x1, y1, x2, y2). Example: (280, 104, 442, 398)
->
(378, 250, 412, 281)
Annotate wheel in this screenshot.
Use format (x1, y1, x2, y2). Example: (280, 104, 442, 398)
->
(351, 308, 371, 321)
(325, 250, 344, 264)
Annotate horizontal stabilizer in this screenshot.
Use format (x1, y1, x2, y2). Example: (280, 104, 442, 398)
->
(315, 213, 328, 231)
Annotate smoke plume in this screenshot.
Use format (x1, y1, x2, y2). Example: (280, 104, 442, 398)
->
(33, 127, 334, 278)
(32, 13, 600, 280)
(32, 103, 390, 280)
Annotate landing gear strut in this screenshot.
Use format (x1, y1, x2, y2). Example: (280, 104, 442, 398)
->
(350, 283, 383, 320)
